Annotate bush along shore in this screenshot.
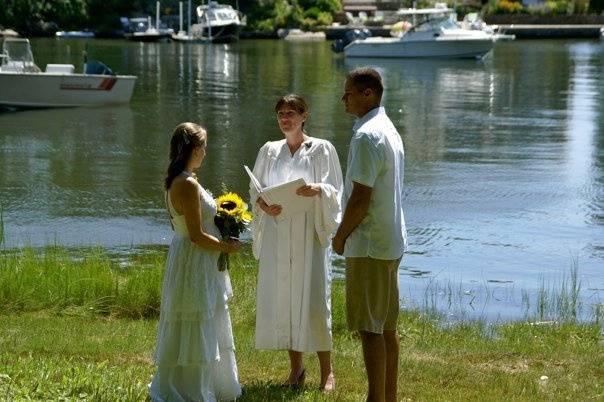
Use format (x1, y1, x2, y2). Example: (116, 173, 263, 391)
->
(0, 245, 602, 401)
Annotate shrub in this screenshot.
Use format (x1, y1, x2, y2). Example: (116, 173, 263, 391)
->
(299, 0, 341, 13)
(316, 10, 333, 25)
(589, 0, 604, 13)
(491, 0, 525, 14)
(303, 6, 321, 19)
(527, 0, 571, 15)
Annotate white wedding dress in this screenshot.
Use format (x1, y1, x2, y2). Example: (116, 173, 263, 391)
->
(150, 173, 241, 402)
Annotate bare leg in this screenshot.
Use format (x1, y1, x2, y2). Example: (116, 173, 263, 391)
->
(317, 350, 334, 390)
(360, 331, 386, 402)
(285, 350, 305, 385)
(383, 330, 399, 402)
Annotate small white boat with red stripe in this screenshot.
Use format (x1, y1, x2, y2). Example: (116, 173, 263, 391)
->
(0, 38, 137, 108)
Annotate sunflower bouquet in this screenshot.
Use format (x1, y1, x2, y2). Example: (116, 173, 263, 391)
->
(214, 191, 253, 271)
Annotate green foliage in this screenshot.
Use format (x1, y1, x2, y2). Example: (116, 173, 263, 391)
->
(0, 0, 343, 34)
(0, 205, 4, 247)
(573, 0, 589, 13)
(299, 0, 341, 13)
(488, 0, 526, 14)
(0, 247, 163, 318)
(589, 0, 604, 13)
(527, 0, 572, 15)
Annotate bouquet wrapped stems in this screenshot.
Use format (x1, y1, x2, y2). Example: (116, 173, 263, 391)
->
(218, 237, 231, 272)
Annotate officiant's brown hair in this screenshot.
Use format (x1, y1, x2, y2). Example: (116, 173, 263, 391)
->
(165, 122, 207, 190)
(275, 94, 309, 131)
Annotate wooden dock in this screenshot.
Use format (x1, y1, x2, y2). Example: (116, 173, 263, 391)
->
(496, 25, 604, 39)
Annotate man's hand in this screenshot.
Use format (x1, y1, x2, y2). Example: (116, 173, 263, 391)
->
(332, 234, 345, 256)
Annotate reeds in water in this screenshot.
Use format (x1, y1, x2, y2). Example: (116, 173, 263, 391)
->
(0, 247, 163, 318)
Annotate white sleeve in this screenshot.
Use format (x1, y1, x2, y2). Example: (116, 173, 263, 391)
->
(250, 143, 270, 259)
(313, 141, 343, 247)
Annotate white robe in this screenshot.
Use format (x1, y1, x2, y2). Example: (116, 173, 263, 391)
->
(250, 137, 343, 352)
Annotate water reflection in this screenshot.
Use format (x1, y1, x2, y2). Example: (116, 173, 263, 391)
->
(0, 39, 602, 321)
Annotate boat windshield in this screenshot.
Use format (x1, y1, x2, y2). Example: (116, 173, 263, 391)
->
(1, 39, 41, 72)
(3, 39, 35, 63)
(409, 13, 458, 32)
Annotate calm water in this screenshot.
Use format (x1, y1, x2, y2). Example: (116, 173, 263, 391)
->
(1, 38, 602, 321)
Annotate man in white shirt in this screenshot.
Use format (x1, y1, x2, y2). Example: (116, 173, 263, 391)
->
(332, 68, 407, 402)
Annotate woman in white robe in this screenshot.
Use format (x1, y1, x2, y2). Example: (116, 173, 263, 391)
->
(250, 94, 342, 391)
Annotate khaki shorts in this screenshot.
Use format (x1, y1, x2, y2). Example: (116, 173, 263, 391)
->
(345, 256, 401, 334)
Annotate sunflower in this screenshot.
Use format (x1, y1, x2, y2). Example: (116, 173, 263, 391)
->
(241, 210, 253, 223)
(215, 192, 247, 217)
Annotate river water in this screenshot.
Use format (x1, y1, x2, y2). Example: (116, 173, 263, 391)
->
(0, 38, 602, 321)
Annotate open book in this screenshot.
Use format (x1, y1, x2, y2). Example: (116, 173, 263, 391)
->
(245, 165, 314, 218)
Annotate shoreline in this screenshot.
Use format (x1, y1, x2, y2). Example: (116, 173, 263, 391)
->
(3, 21, 604, 40)
(0, 244, 601, 325)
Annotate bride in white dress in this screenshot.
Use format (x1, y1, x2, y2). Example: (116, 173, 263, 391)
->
(150, 122, 242, 402)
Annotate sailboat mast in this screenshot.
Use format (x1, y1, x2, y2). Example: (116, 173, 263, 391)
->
(156, 1, 160, 30)
(187, 0, 192, 35)
(179, 2, 183, 33)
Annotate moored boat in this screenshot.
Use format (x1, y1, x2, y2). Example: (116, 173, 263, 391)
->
(192, 1, 244, 43)
(124, 2, 173, 42)
(55, 31, 95, 39)
(0, 38, 136, 108)
(334, 4, 496, 59)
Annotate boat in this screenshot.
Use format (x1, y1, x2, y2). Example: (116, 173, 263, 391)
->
(55, 31, 95, 39)
(124, 2, 173, 42)
(333, 4, 496, 59)
(460, 13, 515, 41)
(124, 17, 173, 42)
(192, 1, 244, 43)
(278, 29, 326, 42)
(0, 38, 136, 108)
(171, 1, 210, 43)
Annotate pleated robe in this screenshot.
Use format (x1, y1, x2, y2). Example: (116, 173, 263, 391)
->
(250, 137, 342, 352)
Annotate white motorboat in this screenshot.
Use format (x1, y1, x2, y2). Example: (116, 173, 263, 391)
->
(124, 18, 173, 42)
(171, 1, 210, 43)
(124, 2, 173, 42)
(192, 1, 244, 43)
(0, 38, 136, 108)
(336, 5, 495, 59)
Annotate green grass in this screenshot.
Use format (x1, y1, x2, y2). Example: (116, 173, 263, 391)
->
(0, 246, 603, 401)
(0, 205, 4, 247)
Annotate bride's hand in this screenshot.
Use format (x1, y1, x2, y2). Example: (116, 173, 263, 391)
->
(296, 184, 321, 197)
(222, 238, 242, 253)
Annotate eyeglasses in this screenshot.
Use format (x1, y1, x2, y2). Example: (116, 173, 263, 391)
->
(276, 110, 299, 119)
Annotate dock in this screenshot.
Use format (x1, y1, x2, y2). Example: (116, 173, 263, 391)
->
(496, 24, 604, 39)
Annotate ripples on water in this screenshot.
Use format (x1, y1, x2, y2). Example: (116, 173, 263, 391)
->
(0, 39, 602, 321)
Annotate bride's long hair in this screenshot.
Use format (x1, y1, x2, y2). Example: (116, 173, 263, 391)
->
(165, 122, 207, 190)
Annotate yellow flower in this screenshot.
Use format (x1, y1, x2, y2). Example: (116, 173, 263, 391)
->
(215, 192, 249, 219)
(241, 210, 253, 223)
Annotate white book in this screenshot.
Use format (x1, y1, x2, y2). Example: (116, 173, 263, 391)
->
(244, 165, 313, 218)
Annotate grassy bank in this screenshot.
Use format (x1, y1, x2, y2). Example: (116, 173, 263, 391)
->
(0, 246, 602, 401)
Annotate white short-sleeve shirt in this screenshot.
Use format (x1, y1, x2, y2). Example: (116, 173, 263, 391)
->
(342, 106, 407, 260)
